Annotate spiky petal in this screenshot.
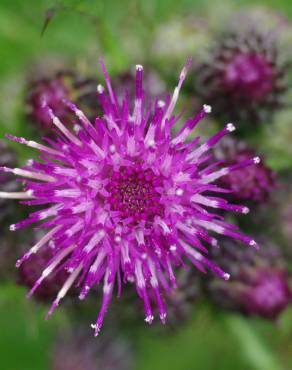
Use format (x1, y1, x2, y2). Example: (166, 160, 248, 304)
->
(17, 230, 71, 302)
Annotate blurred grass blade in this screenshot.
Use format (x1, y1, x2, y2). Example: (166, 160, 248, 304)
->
(41, 7, 56, 37)
(224, 315, 283, 370)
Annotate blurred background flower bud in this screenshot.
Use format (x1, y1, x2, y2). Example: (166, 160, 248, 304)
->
(214, 137, 276, 204)
(25, 70, 101, 133)
(205, 239, 291, 319)
(194, 13, 290, 127)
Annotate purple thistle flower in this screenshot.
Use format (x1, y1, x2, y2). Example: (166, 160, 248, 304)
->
(26, 70, 101, 133)
(195, 29, 289, 125)
(214, 137, 276, 204)
(206, 239, 291, 319)
(0, 60, 259, 335)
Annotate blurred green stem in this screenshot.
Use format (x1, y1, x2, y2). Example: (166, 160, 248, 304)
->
(223, 315, 283, 370)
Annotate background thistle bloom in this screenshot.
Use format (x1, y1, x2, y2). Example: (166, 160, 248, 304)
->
(195, 27, 289, 126)
(26, 70, 101, 133)
(214, 137, 276, 204)
(205, 239, 291, 319)
(0, 60, 259, 336)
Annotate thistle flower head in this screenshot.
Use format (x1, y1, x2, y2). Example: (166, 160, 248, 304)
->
(196, 27, 289, 125)
(206, 239, 291, 319)
(0, 60, 258, 335)
(26, 70, 101, 132)
(214, 137, 276, 203)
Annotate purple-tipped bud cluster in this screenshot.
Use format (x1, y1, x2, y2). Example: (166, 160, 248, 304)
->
(0, 60, 258, 335)
(206, 239, 291, 319)
(214, 138, 276, 203)
(196, 29, 289, 125)
(26, 71, 101, 132)
(51, 327, 134, 370)
(17, 231, 70, 302)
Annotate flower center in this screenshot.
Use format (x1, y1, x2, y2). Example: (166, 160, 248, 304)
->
(224, 53, 274, 99)
(108, 167, 164, 222)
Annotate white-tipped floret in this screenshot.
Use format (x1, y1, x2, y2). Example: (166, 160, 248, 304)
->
(157, 100, 165, 108)
(114, 235, 121, 243)
(147, 139, 155, 147)
(109, 144, 116, 153)
(253, 156, 261, 164)
(226, 123, 236, 132)
(242, 207, 250, 214)
(145, 315, 154, 324)
(203, 104, 212, 113)
(98, 229, 105, 237)
(136, 64, 143, 71)
(97, 84, 104, 94)
(211, 239, 218, 247)
(175, 188, 184, 196)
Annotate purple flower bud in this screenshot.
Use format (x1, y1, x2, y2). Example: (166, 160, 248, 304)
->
(196, 28, 289, 125)
(214, 137, 276, 203)
(206, 239, 291, 319)
(26, 70, 101, 133)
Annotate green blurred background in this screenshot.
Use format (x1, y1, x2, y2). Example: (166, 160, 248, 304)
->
(1, 1, 292, 369)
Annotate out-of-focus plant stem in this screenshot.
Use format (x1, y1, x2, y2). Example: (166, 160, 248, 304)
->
(223, 315, 283, 370)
